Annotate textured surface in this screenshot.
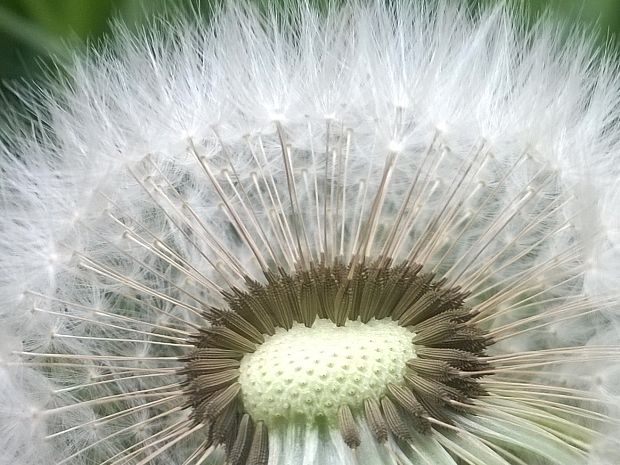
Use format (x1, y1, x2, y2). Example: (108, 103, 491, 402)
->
(239, 319, 415, 423)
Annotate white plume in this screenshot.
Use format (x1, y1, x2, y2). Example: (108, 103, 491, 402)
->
(1, 2, 620, 464)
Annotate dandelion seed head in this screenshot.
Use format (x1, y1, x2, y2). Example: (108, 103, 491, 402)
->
(2, 1, 620, 464)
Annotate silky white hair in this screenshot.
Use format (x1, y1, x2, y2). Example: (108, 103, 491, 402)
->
(1, 2, 620, 465)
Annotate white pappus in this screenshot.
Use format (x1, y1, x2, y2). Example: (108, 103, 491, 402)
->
(1, 2, 620, 465)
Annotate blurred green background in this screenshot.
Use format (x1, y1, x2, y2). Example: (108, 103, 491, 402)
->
(0, 0, 620, 83)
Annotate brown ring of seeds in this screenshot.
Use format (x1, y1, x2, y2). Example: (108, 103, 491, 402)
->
(181, 259, 494, 464)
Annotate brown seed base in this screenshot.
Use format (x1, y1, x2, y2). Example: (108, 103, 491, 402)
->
(180, 259, 494, 464)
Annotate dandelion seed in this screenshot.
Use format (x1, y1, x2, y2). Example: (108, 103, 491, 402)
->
(1, 2, 620, 465)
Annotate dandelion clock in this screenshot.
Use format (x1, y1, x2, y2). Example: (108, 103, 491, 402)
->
(1, 2, 620, 465)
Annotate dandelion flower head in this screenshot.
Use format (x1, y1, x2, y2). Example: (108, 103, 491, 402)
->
(1, 2, 620, 465)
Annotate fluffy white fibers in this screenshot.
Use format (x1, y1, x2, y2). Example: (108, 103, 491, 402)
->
(1, 2, 620, 465)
